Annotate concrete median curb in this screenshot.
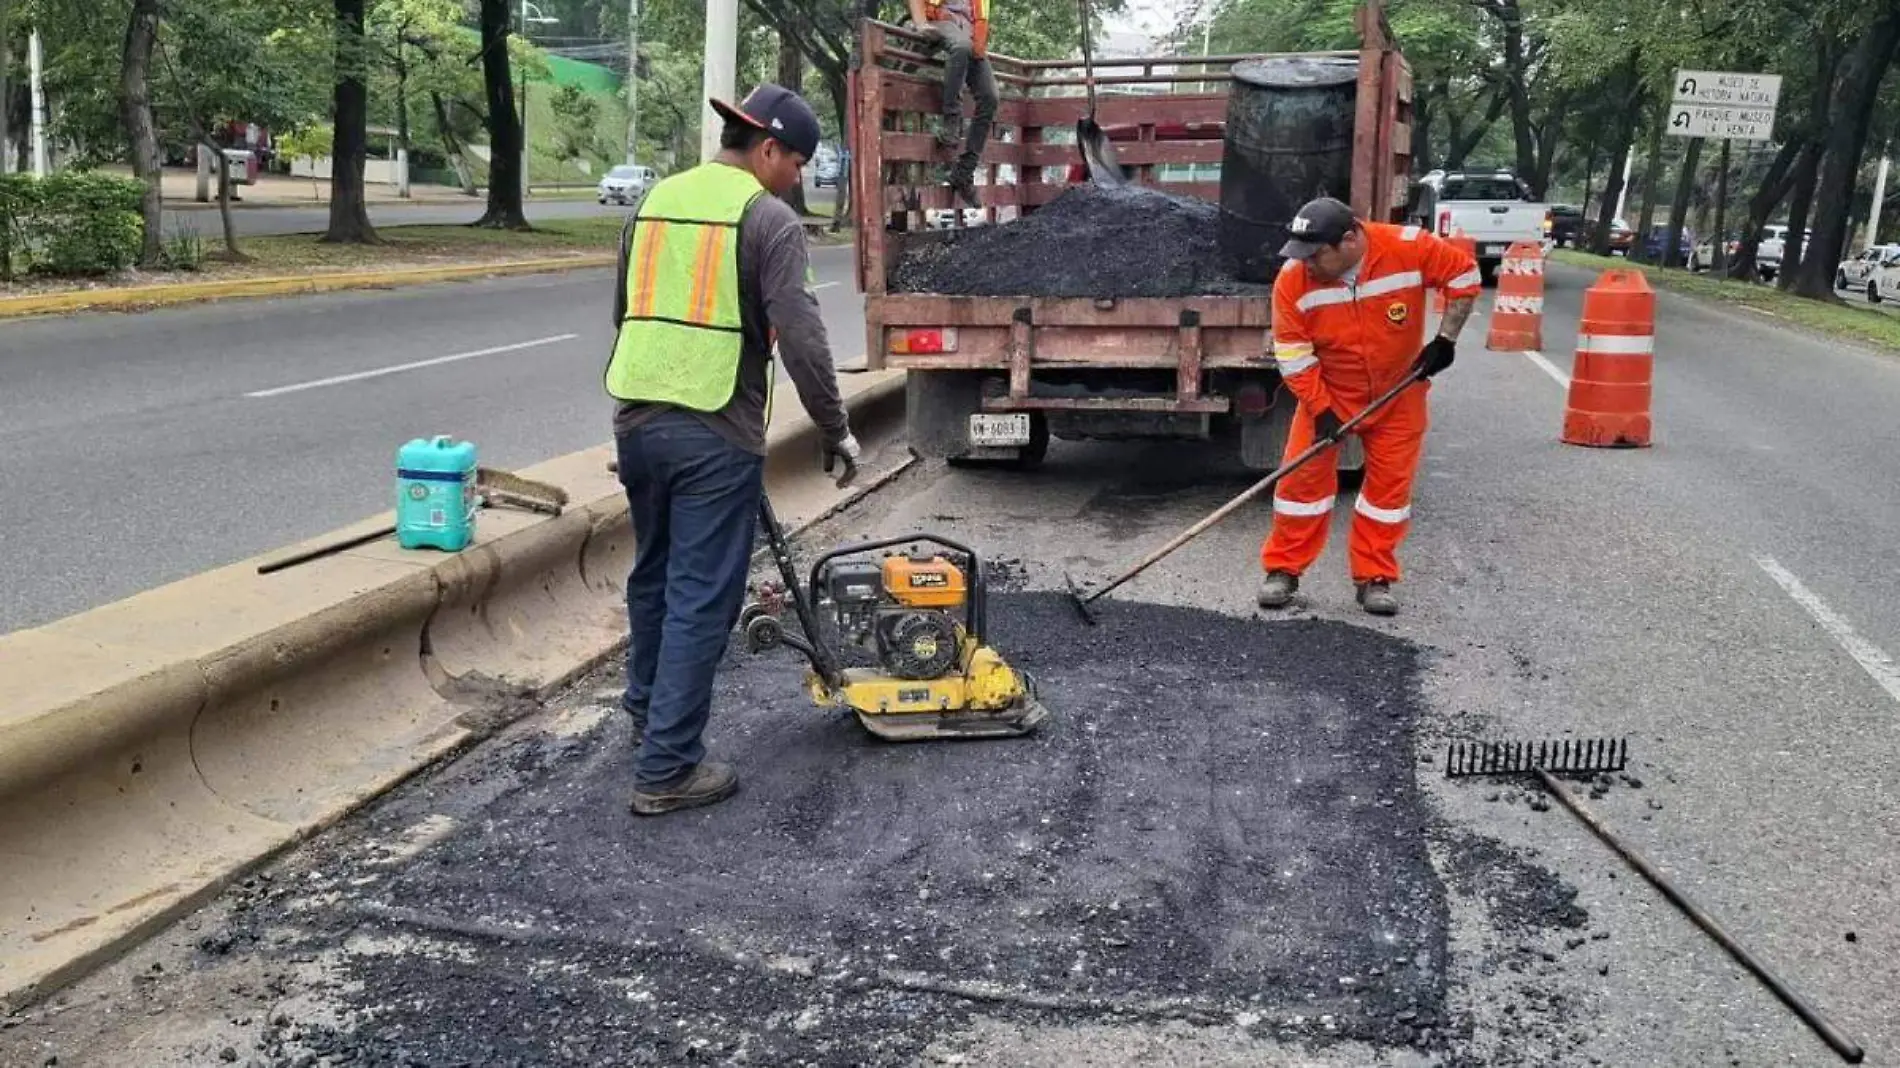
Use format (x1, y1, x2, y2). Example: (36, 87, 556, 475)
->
(0, 254, 618, 321)
(0, 369, 907, 1011)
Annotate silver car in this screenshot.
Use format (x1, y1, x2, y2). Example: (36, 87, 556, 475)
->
(598, 164, 656, 205)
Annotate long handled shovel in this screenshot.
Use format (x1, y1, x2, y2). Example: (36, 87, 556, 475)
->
(1064, 367, 1427, 624)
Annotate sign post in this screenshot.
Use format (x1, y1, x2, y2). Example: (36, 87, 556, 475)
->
(1669, 70, 1781, 276)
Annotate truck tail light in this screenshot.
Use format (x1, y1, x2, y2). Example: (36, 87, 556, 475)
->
(1437, 210, 1451, 237)
(890, 328, 958, 355)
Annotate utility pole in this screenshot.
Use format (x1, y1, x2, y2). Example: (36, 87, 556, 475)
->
(520, 0, 530, 202)
(625, 0, 639, 165)
(28, 26, 47, 176)
(0, 0, 11, 175)
(701, 0, 738, 163)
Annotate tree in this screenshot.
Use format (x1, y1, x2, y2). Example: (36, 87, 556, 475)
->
(1791, 5, 1900, 297)
(475, 0, 528, 228)
(324, 0, 379, 242)
(119, 0, 163, 267)
(549, 83, 607, 167)
(777, 33, 809, 215)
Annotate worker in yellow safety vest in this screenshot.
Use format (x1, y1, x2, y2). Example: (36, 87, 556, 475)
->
(909, 0, 995, 207)
(604, 84, 858, 816)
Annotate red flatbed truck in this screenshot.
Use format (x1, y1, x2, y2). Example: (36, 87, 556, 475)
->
(849, 1, 1414, 470)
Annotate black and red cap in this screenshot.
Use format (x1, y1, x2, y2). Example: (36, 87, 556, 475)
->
(710, 84, 822, 161)
(1278, 196, 1359, 260)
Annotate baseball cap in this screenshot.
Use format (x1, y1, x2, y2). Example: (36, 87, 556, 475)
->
(1278, 196, 1359, 260)
(710, 84, 822, 161)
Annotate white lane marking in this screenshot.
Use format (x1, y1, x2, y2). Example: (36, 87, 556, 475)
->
(811, 282, 840, 291)
(245, 334, 579, 398)
(1523, 350, 1571, 388)
(1755, 554, 1900, 706)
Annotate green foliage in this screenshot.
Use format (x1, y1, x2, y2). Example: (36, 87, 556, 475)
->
(162, 220, 207, 272)
(0, 171, 146, 279)
(548, 83, 608, 163)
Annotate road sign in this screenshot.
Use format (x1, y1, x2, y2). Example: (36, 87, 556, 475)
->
(1668, 70, 1781, 142)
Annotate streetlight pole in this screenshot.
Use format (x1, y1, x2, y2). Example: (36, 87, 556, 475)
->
(516, 1, 558, 202)
(702, 0, 738, 163)
(29, 27, 48, 176)
(625, 0, 640, 165)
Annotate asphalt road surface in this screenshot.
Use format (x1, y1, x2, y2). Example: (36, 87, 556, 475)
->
(5, 263, 1899, 1065)
(0, 242, 865, 633)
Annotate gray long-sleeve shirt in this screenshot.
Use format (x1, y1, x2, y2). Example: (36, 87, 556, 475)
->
(611, 177, 848, 456)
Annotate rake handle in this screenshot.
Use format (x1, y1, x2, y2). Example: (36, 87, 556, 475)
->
(1078, 367, 1426, 607)
(1536, 769, 1863, 1064)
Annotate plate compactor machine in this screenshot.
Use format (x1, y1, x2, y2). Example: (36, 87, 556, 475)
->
(740, 495, 1049, 742)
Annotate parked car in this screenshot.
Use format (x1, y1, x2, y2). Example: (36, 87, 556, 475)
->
(1837, 244, 1900, 301)
(1643, 225, 1695, 266)
(597, 163, 656, 205)
(1546, 204, 1586, 247)
(1688, 233, 1740, 273)
(813, 149, 845, 189)
(1602, 217, 1635, 254)
(1756, 224, 1810, 281)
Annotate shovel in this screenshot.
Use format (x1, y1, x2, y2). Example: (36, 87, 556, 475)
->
(1075, 0, 1125, 185)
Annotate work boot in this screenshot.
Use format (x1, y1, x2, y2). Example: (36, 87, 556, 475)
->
(944, 159, 981, 209)
(1256, 571, 1299, 609)
(1356, 579, 1399, 616)
(934, 115, 962, 150)
(630, 761, 739, 816)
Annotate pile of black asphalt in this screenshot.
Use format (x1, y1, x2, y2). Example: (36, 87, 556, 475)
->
(888, 184, 1274, 298)
(198, 591, 1590, 1066)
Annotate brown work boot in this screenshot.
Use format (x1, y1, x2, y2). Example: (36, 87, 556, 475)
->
(1256, 571, 1299, 609)
(1356, 579, 1399, 616)
(943, 161, 981, 209)
(630, 761, 738, 816)
(934, 116, 962, 150)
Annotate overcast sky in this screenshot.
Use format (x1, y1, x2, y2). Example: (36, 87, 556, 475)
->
(1103, 0, 1206, 40)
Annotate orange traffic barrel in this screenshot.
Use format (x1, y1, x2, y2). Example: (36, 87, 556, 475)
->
(1562, 270, 1654, 448)
(1486, 241, 1545, 351)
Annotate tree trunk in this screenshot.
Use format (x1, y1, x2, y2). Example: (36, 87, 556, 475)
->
(432, 92, 481, 196)
(827, 70, 849, 233)
(1498, 1, 1537, 183)
(1579, 136, 1599, 220)
(1411, 81, 1435, 174)
(1728, 135, 1802, 279)
(1793, 6, 1900, 298)
(1590, 110, 1638, 254)
(323, 0, 379, 243)
(0, 0, 11, 173)
(777, 35, 810, 216)
(1445, 87, 1508, 169)
(210, 142, 241, 258)
(1531, 92, 1569, 199)
(1778, 140, 1824, 290)
(395, 36, 411, 198)
(1663, 136, 1702, 269)
(119, 0, 164, 268)
(476, 0, 528, 229)
(1629, 110, 1667, 264)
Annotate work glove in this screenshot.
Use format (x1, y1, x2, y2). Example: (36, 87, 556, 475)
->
(823, 430, 861, 488)
(1313, 409, 1345, 443)
(1414, 336, 1456, 379)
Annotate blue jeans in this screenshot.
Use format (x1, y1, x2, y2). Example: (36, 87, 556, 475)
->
(615, 412, 764, 786)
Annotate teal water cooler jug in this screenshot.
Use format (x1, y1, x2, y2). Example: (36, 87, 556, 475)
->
(396, 436, 478, 551)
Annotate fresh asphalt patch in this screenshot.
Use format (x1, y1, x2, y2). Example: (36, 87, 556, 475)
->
(38, 586, 1588, 1067)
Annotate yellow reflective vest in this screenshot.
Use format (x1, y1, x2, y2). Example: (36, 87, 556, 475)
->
(604, 162, 766, 411)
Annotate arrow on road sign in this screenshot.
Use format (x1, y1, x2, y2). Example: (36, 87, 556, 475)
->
(1679, 76, 1697, 96)
(1673, 110, 1691, 128)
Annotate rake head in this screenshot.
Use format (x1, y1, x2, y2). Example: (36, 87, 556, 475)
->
(1444, 737, 1630, 778)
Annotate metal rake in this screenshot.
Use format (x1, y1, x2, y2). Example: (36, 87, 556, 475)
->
(1444, 737, 1628, 778)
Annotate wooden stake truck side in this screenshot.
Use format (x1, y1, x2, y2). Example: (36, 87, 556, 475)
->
(849, 2, 1413, 470)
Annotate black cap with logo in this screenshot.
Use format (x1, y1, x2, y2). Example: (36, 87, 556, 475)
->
(1277, 196, 1359, 260)
(710, 84, 823, 161)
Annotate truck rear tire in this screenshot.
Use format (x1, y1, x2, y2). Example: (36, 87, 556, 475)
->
(1480, 259, 1499, 287)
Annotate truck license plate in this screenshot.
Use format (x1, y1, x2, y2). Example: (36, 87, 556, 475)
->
(969, 413, 1031, 447)
(1483, 243, 1507, 256)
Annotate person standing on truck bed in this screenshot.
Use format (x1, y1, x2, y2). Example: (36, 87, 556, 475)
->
(1256, 196, 1481, 617)
(605, 84, 860, 816)
(909, 0, 995, 209)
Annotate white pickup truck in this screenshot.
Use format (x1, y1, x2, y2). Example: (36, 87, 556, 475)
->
(1413, 169, 1551, 285)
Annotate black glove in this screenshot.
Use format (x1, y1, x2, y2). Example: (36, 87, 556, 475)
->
(1414, 335, 1456, 378)
(1313, 408, 1344, 442)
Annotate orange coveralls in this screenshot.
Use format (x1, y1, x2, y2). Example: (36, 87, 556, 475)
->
(1261, 222, 1481, 584)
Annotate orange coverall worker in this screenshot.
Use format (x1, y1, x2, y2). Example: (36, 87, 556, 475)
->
(1262, 220, 1481, 586)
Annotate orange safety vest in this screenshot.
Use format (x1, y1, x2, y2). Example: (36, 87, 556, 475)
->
(926, 0, 990, 57)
